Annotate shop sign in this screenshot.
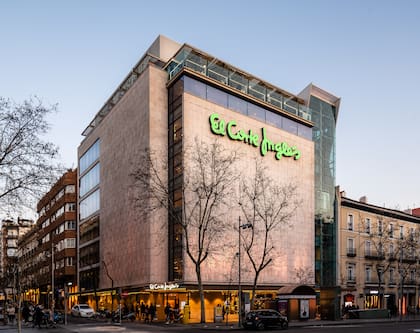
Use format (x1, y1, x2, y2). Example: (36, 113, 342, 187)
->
(209, 113, 301, 160)
(149, 282, 180, 291)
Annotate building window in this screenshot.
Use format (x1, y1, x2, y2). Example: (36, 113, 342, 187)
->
(365, 266, 372, 283)
(80, 139, 100, 174)
(65, 185, 76, 193)
(80, 189, 100, 220)
(66, 221, 76, 230)
(410, 228, 415, 241)
(65, 203, 76, 212)
(389, 243, 394, 258)
(347, 264, 355, 282)
(378, 267, 384, 283)
(80, 163, 100, 197)
(347, 214, 354, 231)
(365, 218, 371, 234)
(378, 220, 383, 236)
(365, 240, 371, 256)
(347, 238, 355, 256)
(390, 268, 395, 284)
(389, 224, 394, 238)
(400, 225, 404, 239)
(409, 270, 416, 283)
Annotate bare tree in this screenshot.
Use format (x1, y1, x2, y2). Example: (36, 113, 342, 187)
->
(239, 160, 300, 309)
(364, 216, 396, 308)
(365, 216, 420, 311)
(132, 138, 238, 323)
(0, 97, 61, 214)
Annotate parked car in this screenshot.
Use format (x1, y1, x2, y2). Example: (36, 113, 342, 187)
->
(243, 309, 288, 330)
(71, 304, 95, 318)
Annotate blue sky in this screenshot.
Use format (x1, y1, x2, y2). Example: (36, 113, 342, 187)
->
(1, 0, 419, 210)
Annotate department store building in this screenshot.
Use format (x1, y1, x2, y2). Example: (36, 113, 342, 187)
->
(77, 35, 339, 322)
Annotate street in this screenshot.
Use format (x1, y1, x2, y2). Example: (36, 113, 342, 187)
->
(2, 320, 420, 333)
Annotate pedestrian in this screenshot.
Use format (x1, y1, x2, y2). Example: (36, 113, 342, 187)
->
(140, 301, 145, 319)
(33, 305, 43, 328)
(144, 304, 149, 323)
(164, 303, 171, 323)
(149, 304, 156, 323)
(22, 303, 30, 323)
(7, 304, 15, 325)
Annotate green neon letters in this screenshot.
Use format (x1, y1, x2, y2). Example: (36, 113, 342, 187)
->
(209, 113, 301, 160)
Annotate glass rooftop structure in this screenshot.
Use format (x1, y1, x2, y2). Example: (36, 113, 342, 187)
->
(166, 45, 312, 123)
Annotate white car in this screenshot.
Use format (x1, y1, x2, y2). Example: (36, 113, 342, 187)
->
(71, 304, 95, 318)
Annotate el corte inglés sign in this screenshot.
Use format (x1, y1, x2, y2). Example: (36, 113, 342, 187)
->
(149, 282, 180, 290)
(209, 113, 301, 160)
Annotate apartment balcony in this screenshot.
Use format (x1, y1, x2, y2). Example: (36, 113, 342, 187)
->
(346, 278, 356, 286)
(404, 280, 417, 286)
(347, 248, 357, 257)
(365, 279, 381, 286)
(365, 251, 385, 260)
(402, 256, 417, 264)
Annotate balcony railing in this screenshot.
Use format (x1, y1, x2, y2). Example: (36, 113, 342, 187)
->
(347, 248, 356, 257)
(167, 46, 312, 122)
(346, 278, 356, 285)
(365, 251, 385, 260)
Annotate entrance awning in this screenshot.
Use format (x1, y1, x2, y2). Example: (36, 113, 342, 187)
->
(276, 285, 316, 299)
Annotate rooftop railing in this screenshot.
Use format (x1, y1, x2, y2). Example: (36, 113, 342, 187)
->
(167, 46, 311, 122)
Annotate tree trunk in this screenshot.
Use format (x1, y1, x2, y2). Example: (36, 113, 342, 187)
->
(196, 264, 206, 323)
(251, 272, 260, 310)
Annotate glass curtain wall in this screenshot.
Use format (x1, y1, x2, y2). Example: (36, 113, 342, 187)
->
(78, 139, 101, 291)
(168, 78, 184, 281)
(310, 95, 338, 318)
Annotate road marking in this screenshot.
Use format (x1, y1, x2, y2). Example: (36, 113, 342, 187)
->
(304, 325, 362, 329)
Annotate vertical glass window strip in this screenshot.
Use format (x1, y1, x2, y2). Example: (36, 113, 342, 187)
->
(80, 189, 100, 220)
(80, 140, 100, 174)
(80, 163, 100, 197)
(168, 78, 184, 281)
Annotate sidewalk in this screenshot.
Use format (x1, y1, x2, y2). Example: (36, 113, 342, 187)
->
(3, 315, 420, 332)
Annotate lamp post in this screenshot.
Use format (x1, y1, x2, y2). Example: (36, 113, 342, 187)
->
(238, 217, 252, 327)
(64, 282, 72, 325)
(51, 243, 55, 321)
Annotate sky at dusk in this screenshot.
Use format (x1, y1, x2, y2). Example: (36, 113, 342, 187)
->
(1, 0, 419, 211)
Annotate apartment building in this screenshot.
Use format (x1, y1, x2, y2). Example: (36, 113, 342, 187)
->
(19, 169, 78, 308)
(338, 188, 420, 316)
(0, 218, 33, 299)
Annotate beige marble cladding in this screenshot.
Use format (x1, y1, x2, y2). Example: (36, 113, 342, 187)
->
(182, 93, 315, 286)
(78, 65, 168, 289)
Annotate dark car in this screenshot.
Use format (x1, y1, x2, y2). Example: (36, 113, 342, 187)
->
(243, 309, 288, 330)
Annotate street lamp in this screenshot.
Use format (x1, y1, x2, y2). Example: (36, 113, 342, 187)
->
(51, 243, 55, 321)
(238, 217, 252, 327)
(64, 282, 72, 325)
